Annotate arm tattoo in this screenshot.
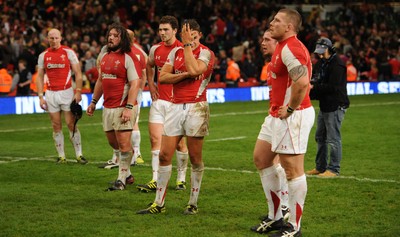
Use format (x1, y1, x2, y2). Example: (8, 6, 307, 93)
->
(289, 65, 307, 82)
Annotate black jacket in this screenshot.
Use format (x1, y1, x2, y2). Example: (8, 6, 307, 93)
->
(310, 53, 350, 112)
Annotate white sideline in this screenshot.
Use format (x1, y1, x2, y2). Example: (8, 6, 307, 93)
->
(0, 155, 398, 184)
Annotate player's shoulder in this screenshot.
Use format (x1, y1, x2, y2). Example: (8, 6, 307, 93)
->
(286, 36, 306, 49)
(60, 45, 74, 51)
(151, 42, 163, 50)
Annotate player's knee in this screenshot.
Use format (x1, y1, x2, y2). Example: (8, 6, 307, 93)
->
(192, 162, 204, 172)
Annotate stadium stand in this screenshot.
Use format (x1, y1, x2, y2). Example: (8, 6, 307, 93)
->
(0, 1, 398, 96)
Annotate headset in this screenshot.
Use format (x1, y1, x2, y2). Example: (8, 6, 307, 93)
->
(316, 38, 336, 54)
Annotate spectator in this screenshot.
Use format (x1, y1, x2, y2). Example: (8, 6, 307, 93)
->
(388, 52, 399, 81)
(81, 50, 97, 88)
(30, 65, 47, 95)
(216, 49, 228, 82)
(241, 49, 258, 80)
(0, 67, 12, 96)
(84, 66, 99, 92)
(346, 57, 358, 82)
(15, 59, 32, 96)
(354, 50, 371, 81)
(225, 58, 240, 87)
(259, 59, 269, 85)
(364, 57, 379, 81)
(0, 1, 399, 94)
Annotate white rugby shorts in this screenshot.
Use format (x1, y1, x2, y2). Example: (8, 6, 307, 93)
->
(102, 106, 137, 132)
(149, 99, 172, 124)
(257, 107, 315, 154)
(45, 87, 74, 113)
(164, 101, 209, 137)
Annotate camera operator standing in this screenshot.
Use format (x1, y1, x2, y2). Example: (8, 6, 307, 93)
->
(307, 37, 350, 177)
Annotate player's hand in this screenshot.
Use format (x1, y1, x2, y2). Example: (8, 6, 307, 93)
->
(121, 108, 132, 123)
(39, 98, 48, 111)
(148, 83, 159, 101)
(181, 21, 192, 46)
(74, 93, 82, 103)
(195, 74, 205, 81)
(86, 103, 95, 116)
(278, 106, 292, 120)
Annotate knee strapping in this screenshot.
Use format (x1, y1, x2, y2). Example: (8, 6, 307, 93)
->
(120, 151, 133, 161)
(192, 163, 204, 172)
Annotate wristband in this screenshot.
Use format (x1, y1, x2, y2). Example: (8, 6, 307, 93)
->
(76, 88, 82, 91)
(125, 104, 134, 110)
(91, 98, 98, 105)
(184, 43, 192, 47)
(38, 93, 44, 97)
(287, 106, 294, 113)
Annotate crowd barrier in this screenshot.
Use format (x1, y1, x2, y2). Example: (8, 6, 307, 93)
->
(1, 81, 399, 115)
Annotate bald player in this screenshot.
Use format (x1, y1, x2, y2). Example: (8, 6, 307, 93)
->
(37, 28, 87, 164)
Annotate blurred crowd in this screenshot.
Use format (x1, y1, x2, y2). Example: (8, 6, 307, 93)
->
(0, 0, 399, 96)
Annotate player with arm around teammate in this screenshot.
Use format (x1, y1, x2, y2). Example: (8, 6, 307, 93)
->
(136, 15, 189, 193)
(137, 19, 215, 215)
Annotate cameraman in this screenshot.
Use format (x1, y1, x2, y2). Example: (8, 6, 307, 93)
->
(307, 38, 350, 177)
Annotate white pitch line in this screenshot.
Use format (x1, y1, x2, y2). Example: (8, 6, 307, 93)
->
(0, 156, 398, 184)
(207, 136, 247, 142)
(1, 101, 399, 133)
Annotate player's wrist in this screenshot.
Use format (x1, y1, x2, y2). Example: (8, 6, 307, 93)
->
(287, 106, 294, 113)
(91, 98, 98, 105)
(125, 103, 134, 110)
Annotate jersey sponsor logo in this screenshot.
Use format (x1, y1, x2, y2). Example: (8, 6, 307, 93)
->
(101, 72, 117, 79)
(174, 69, 185, 74)
(47, 63, 66, 69)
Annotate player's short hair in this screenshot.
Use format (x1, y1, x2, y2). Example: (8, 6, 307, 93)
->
(183, 19, 201, 33)
(279, 8, 302, 33)
(160, 15, 179, 30)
